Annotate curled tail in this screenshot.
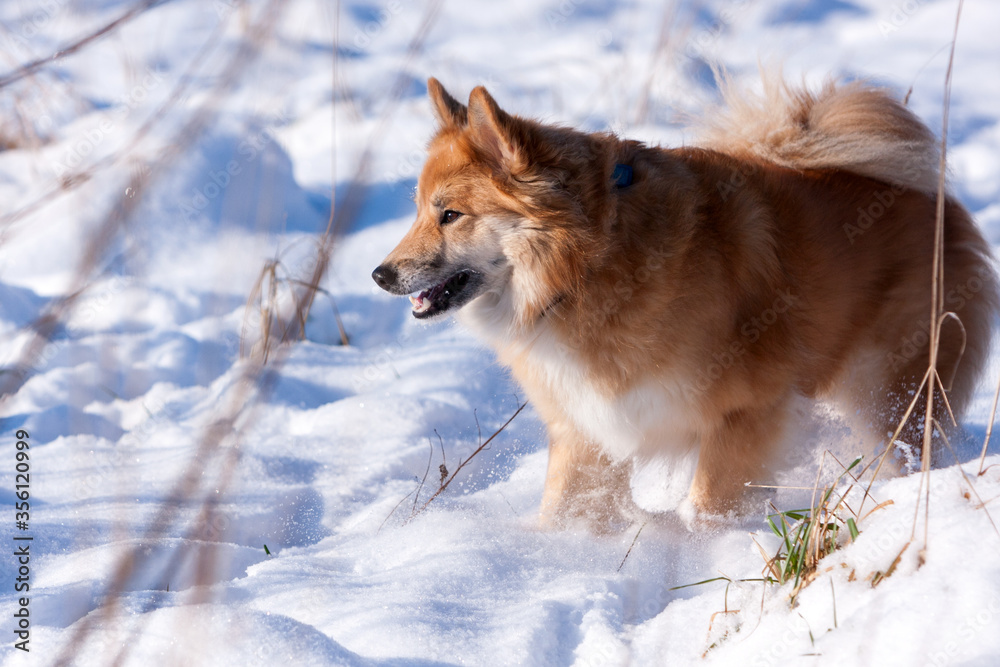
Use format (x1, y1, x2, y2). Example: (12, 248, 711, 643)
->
(698, 71, 941, 194)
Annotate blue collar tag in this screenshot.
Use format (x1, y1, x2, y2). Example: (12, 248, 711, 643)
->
(612, 163, 633, 189)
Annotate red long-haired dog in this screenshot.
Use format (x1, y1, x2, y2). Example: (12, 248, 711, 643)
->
(373, 74, 997, 528)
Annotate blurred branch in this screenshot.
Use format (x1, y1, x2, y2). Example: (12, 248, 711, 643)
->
(0, 0, 173, 90)
(29, 1, 292, 660)
(0, 0, 234, 232)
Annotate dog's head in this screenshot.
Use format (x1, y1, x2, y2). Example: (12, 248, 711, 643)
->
(372, 79, 600, 333)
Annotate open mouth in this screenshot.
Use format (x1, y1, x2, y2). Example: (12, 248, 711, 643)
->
(409, 270, 477, 319)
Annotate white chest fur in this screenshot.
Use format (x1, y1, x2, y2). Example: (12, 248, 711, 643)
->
(516, 328, 698, 461)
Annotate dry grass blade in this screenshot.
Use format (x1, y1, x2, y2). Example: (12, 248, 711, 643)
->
(241, 242, 311, 360)
(859, 365, 931, 516)
(412, 440, 436, 516)
(978, 370, 1000, 475)
(406, 401, 527, 522)
(617, 521, 647, 572)
(329, 296, 351, 346)
(856, 0, 969, 557)
(913, 0, 964, 553)
(257, 260, 279, 363)
(241, 260, 273, 359)
(752, 535, 782, 583)
(240, 256, 353, 362)
(286, 278, 350, 346)
(873, 542, 909, 587)
(859, 498, 895, 523)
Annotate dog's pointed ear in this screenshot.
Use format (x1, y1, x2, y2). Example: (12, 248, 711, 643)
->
(428, 77, 467, 128)
(467, 86, 526, 176)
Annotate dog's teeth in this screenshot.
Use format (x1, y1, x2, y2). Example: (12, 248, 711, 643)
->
(410, 295, 431, 313)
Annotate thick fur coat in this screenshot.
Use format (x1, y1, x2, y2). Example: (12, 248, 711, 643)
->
(372, 75, 997, 528)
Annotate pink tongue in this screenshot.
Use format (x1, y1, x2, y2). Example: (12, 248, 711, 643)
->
(410, 282, 442, 311)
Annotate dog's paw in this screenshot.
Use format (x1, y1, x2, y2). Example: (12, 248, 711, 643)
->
(537, 492, 649, 534)
(676, 495, 742, 532)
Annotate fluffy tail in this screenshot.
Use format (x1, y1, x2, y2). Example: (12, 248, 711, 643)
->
(698, 71, 941, 194)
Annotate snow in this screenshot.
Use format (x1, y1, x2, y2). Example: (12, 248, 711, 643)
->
(2, 0, 1000, 664)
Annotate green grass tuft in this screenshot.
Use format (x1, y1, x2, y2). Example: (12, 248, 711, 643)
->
(759, 456, 864, 603)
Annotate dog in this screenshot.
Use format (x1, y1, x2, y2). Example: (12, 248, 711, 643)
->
(372, 74, 997, 529)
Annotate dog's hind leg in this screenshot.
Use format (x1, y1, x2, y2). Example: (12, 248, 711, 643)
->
(855, 313, 982, 468)
(539, 420, 637, 531)
(847, 267, 996, 466)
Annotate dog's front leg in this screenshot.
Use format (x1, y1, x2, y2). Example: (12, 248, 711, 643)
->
(688, 397, 789, 515)
(538, 419, 636, 531)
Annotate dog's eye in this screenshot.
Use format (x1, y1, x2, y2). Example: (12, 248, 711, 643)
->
(440, 209, 463, 225)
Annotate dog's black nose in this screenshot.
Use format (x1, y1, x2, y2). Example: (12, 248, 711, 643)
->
(371, 264, 398, 291)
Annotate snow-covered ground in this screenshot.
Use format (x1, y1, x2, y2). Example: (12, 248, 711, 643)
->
(2, 0, 1000, 664)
